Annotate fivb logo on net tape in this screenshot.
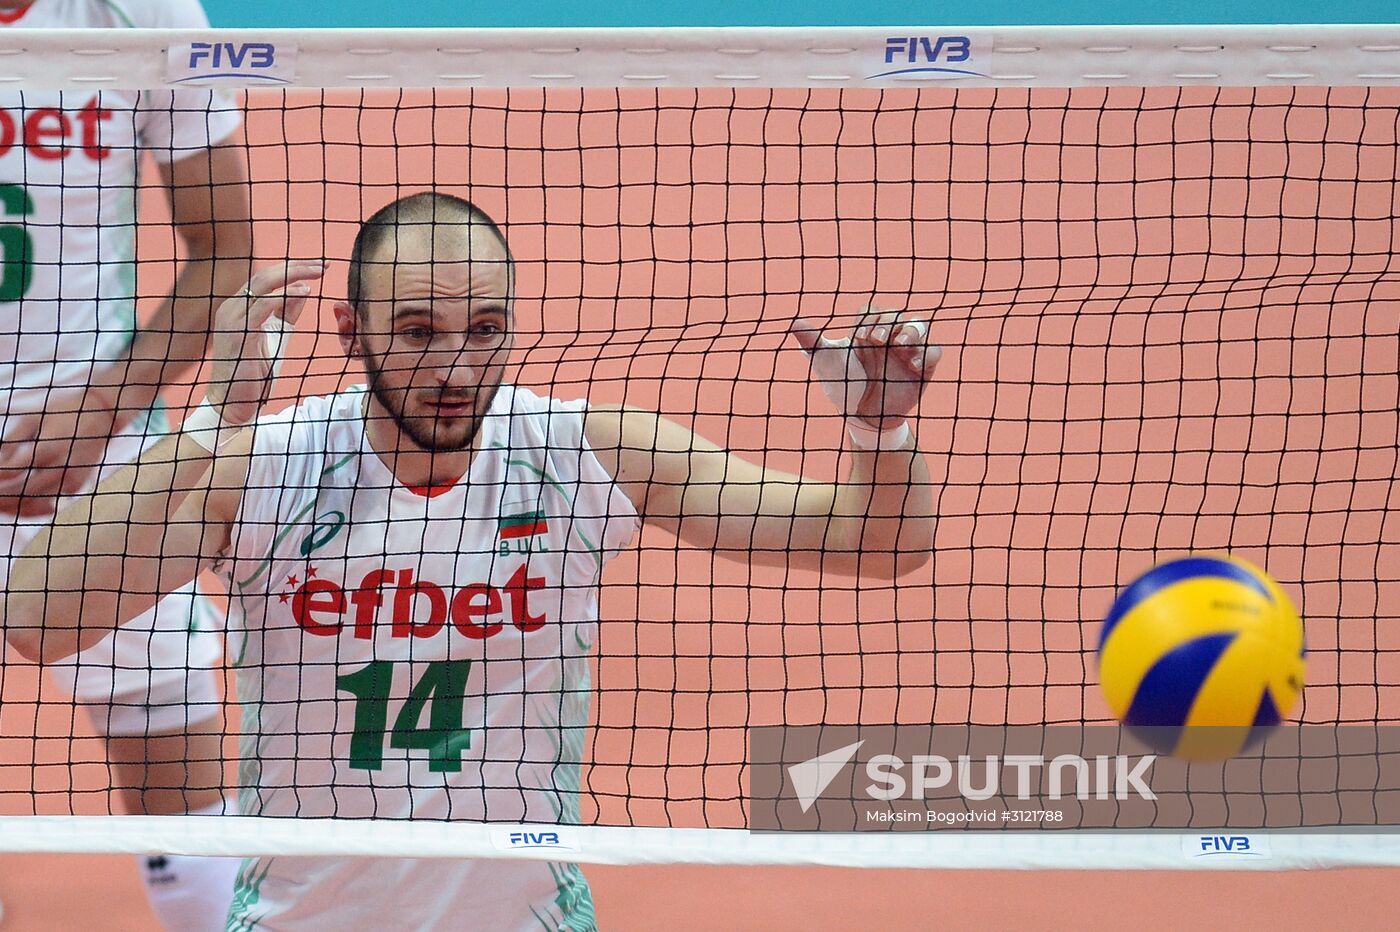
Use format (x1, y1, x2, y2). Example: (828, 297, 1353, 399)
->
(869, 35, 987, 79)
(489, 827, 581, 852)
(1186, 835, 1273, 859)
(166, 41, 298, 86)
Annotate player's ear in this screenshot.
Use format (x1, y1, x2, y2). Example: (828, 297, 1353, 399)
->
(332, 301, 360, 357)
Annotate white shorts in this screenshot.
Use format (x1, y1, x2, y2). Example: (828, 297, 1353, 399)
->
(1, 405, 225, 737)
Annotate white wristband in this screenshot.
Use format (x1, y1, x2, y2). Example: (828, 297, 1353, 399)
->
(846, 418, 912, 451)
(262, 313, 294, 380)
(180, 400, 245, 454)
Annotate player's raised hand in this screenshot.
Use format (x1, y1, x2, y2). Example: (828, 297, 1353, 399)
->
(790, 308, 941, 431)
(207, 262, 323, 427)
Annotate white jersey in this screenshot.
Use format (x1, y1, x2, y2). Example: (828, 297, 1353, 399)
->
(0, 0, 235, 736)
(0, 0, 241, 414)
(217, 385, 639, 932)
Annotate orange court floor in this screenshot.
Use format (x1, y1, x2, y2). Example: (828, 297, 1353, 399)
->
(3, 86, 1398, 931)
(0, 855, 1398, 930)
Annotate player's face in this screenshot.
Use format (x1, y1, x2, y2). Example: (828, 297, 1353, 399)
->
(355, 225, 514, 452)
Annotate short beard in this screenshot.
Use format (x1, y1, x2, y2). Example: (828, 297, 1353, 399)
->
(363, 352, 493, 453)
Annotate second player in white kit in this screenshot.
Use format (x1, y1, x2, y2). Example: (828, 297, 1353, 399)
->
(0, 0, 242, 737)
(0, 1, 250, 928)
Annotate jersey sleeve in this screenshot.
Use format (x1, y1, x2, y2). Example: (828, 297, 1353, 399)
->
(131, 0, 242, 162)
(546, 396, 641, 564)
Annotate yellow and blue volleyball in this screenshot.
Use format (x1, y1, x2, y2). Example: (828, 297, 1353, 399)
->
(1097, 554, 1305, 761)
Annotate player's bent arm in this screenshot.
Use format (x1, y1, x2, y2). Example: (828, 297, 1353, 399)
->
(5, 261, 322, 660)
(584, 406, 933, 578)
(99, 144, 254, 419)
(2, 431, 249, 664)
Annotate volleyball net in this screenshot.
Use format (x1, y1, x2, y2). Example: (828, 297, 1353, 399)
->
(1, 26, 1399, 868)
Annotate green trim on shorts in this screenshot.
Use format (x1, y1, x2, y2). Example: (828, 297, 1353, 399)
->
(535, 862, 597, 932)
(530, 645, 597, 932)
(226, 857, 274, 931)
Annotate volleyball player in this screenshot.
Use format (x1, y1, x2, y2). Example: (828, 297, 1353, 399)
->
(0, 0, 251, 927)
(5, 192, 936, 929)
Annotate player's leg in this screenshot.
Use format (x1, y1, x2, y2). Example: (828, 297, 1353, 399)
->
(106, 722, 225, 816)
(110, 726, 236, 932)
(51, 583, 239, 932)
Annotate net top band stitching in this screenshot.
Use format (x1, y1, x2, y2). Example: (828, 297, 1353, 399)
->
(4, 25, 1400, 89)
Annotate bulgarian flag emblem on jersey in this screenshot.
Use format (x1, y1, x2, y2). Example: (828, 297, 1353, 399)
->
(498, 509, 550, 541)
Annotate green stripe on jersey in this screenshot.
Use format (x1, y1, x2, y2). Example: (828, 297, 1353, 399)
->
(234, 450, 358, 591)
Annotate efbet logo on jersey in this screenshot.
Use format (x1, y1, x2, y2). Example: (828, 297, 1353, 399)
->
(165, 41, 298, 86)
(0, 98, 114, 162)
(284, 563, 549, 642)
(498, 508, 552, 555)
(868, 36, 986, 79)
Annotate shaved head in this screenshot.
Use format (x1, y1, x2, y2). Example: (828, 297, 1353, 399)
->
(346, 191, 512, 315)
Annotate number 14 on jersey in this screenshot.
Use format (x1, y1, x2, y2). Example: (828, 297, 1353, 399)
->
(335, 659, 474, 772)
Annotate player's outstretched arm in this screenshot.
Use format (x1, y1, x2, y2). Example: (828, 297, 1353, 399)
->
(585, 310, 939, 579)
(2, 263, 322, 663)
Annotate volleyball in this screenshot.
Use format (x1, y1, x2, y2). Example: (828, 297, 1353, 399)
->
(1097, 554, 1306, 761)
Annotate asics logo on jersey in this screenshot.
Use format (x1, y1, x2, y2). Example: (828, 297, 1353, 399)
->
(299, 510, 347, 556)
(288, 564, 547, 641)
(0, 98, 113, 161)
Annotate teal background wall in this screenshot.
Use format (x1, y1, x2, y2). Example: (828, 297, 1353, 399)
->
(200, 0, 1396, 29)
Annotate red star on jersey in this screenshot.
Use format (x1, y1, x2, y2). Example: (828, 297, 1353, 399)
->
(279, 592, 290, 604)
(306, 566, 318, 578)
(287, 574, 299, 587)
